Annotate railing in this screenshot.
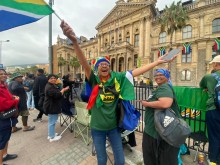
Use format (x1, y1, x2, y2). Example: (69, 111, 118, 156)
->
(133, 85, 209, 153)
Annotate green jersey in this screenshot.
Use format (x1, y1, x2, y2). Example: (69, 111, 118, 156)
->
(199, 70, 220, 110)
(144, 83, 180, 139)
(88, 70, 135, 130)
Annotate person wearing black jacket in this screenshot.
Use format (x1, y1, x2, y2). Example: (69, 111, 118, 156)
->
(62, 74, 75, 100)
(33, 69, 47, 122)
(9, 73, 35, 132)
(43, 74, 69, 142)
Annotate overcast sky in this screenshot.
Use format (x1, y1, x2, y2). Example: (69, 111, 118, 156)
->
(0, 0, 188, 66)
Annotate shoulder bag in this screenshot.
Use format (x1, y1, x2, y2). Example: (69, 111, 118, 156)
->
(0, 107, 18, 119)
(154, 87, 191, 148)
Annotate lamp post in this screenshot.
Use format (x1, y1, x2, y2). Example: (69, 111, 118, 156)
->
(0, 40, 10, 64)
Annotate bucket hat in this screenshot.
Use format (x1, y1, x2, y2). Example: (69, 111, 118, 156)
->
(11, 72, 23, 80)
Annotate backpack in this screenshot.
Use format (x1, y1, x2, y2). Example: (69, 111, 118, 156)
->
(80, 81, 92, 102)
(116, 99, 141, 131)
(211, 73, 220, 109)
(154, 108, 191, 147)
(154, 87, 191, 148)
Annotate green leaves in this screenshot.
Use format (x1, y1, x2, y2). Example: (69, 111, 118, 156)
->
(158, 0, 189, 47)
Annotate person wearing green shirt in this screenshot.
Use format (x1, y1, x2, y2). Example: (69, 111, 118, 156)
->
(141, 68, 180, 165)
(199, 55, 220, 164)
(60, 21, 178, 165)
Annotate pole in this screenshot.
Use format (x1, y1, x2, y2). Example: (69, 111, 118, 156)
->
(0, 40, 10, 64)
(48, 0, 53, 74)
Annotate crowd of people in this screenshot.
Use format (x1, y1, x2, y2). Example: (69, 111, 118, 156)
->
(0, 22, 219, 165)
(0, 66, 82, 164)
(60, 21, 183, 165)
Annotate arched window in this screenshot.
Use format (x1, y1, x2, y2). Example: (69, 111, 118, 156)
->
(126, 32, 130, 43)
(182, 25, 192, 39)
(212, 18, 220, 34)
(181, 70, 191, 81)
(159, 32, 166, 44)
(134, 34, 139, 47)
(182, 51, 192, 63)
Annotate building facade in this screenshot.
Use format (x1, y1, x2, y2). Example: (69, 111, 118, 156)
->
(53, 0, 220, 86)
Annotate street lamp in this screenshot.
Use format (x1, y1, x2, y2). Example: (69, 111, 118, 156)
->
(0, 40, 10, 64)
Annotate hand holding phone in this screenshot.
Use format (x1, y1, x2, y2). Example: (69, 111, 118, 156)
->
(162, 49, 180, 61)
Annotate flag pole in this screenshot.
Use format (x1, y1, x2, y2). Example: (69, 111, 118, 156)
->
(53, 12, 62, 21)
(48, 0, 53, 74)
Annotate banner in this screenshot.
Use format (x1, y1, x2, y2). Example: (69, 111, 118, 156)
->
(214, 38, 220, 51)
(158, 47, 166, 57)
(182, 43, 192, 54)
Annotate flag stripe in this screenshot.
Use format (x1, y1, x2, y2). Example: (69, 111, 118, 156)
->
(0, 11, 37, 31)
(0, 6, 43, 18)
(214, 38, 220, 51)
(0, 0, 53, 15)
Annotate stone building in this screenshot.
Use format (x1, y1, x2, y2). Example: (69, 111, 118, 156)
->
(53, 0, 220, 86)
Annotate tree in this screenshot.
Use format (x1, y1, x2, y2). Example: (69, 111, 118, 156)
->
(69, 56, 80, 76)
(159, 1, 189, 48)
(58, 56, 66, 75)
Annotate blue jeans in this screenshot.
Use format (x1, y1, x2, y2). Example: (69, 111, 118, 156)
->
(206, 110, 220, 164)
(48, 114, 59, 138)
(91, 128, 124, 165)
(26, 90, 35, 109)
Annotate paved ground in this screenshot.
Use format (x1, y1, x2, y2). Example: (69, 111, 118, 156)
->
(4, 109, 208, 165)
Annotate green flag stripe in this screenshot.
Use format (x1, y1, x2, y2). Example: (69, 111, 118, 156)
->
(0, 0, 53, 15)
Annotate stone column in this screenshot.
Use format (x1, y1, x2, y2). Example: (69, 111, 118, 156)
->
(130, 24, 133, 45)
(121, 26, 125, 42)
(139, 18, 144, 57)
(191, 43, 198, 63)
(98, 34, 101, 56)
(199, 13, 205, 38)
(145, 16, 151, 58)
(114, 28, 117, 44)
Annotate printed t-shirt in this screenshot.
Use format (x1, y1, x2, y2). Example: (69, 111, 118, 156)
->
(144, 83, 179, 139)
(88, 70, 135, 131)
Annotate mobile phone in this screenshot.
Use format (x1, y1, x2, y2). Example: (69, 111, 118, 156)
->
(162, 49, 180, 61)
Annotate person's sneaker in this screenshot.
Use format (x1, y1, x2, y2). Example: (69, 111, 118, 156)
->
(47, 133, 59, 140)
(33, 118, 42, 122)
(49, 135, 61, 142)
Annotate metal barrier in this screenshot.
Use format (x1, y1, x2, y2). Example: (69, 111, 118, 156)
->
(133, 85, 209, 153)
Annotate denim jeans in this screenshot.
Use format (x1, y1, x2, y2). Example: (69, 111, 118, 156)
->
(91, 128, 124, 165)
(206, 110, 220, 164)
(26, 90, 35, 109)
(48, 114, 59, 138)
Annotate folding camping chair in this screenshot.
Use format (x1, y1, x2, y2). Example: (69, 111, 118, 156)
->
(59, 98, 76, 133)
(74, 100, 92, 145)
(59, 89, 80, 134)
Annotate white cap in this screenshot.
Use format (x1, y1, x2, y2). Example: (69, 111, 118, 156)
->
(210, 55, 220, 64)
